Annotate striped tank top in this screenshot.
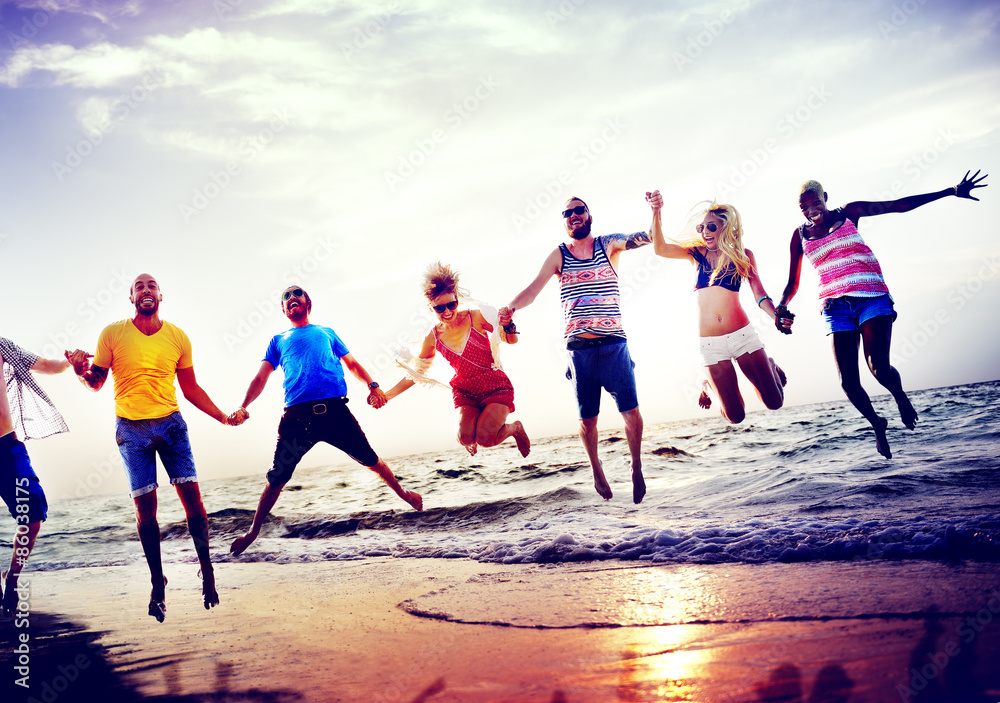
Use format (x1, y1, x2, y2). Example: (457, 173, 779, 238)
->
(559, 235, 625, 339)
(800, 209, 890, 302)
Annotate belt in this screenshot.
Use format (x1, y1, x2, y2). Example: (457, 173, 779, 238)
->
(566, 335, 626, 350)
(287, 397, 347, 415)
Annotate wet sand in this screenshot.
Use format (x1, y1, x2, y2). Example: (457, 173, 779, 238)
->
(2, 558, 999, 702)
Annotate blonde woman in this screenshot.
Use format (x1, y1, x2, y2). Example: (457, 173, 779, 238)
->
(650, 195, 785, 423)
(383, 263, 530, 457)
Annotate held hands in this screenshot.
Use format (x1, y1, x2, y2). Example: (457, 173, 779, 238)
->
(498, 306, 514, 326)
(645, 190, 663, 211)
(367, 387, 387, 409)
(955, 170, 988, 201)
(226, 408, 249, 426)
(64, 349, 93, 376)
(774, 305, 794, 335)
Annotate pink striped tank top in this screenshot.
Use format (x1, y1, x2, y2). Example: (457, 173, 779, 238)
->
(800, 208, 890, 302)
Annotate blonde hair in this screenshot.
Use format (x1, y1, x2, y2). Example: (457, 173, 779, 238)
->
(422, 261, 465, 301)
(800, 180, 824, 198)
(675, 201, 754, 282)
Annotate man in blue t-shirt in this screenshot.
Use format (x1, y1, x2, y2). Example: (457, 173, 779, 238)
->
(229, 286, 423, 556)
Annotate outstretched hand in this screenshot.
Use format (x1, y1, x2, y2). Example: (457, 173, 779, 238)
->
(956, 170, 988, 200)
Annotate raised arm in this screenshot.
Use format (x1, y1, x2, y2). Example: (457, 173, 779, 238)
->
(176, 366, 229, 424)
(502, 247, 562, 317)
(340, 352, 387, 408)
(384, 333, 435, 402)
(844, 170, 988, 222)
(65, 349, 108, 392)
(647, 191, 692, 260)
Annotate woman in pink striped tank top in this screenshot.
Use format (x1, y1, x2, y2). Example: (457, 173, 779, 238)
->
(383, 262, 531, 459)
(777, 171, 987, 459)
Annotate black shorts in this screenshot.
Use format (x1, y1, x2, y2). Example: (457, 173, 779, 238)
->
(266, 397, 379, 486)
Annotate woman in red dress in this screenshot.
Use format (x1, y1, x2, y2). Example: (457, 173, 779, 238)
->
(384, 262, 530, 457)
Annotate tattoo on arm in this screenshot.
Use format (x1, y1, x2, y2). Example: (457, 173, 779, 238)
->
(623, 231, 653, 250)
(87, 365, 108, 388)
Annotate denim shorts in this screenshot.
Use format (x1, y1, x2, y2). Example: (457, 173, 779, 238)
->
(115, 412, 198, 498)
(565, 336, 638, 420)
(1, 433, 48, 523)
(822, 294, 897, 335)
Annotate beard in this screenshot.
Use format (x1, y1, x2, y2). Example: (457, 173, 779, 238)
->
(134, 300, 158, 316)
(569, 220, 592, 240)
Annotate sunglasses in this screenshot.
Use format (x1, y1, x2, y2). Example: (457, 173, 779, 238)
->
(282, 287, 305, 301)
(432, 299, 459, 314)
(561, 205, 587, 218)
(696, 222, 719, 234)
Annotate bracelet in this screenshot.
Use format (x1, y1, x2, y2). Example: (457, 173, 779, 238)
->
(757, 295, 771, 308)
(953, 185, 959, 196)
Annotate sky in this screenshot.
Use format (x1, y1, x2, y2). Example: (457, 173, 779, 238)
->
(1, 0, 998, 500)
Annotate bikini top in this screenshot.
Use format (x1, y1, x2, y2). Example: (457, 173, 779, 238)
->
(690, 248, 741, 292)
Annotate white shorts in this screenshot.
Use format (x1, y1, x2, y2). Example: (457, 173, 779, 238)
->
(699, 323, 765, 366)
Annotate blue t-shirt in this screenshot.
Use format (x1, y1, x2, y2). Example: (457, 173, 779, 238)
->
(264, 325, 350, 407)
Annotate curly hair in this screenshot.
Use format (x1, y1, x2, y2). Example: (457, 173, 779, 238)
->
(422, 261, 463, 301)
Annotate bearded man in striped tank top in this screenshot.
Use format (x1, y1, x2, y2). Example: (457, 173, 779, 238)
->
(500, 192, 661, 504)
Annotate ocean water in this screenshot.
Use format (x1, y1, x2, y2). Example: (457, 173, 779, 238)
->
(13, 380, 1000, 572)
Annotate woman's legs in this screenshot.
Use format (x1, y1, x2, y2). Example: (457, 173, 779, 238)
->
(456, 406, 482, 455)
(705, 360, 747, 424)
(860, 315, 918, 429)
(473, 403, 531, 457)
(832, 329, 891, 458)
(736, 348, 786, 410)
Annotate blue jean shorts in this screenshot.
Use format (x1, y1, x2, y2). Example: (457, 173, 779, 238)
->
(566, 336, 638, 420)
(1, 433, 48, 523)
(115, 412, 198, 498)
(822, 294, 897, 335)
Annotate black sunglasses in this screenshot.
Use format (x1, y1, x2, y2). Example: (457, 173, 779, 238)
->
(282, 287, 305, 301)
(696, 222, 719, 233)
(432, 300, 459, 314)
(561, 205, 587, 218)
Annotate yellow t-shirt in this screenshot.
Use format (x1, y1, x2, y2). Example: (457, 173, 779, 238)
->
(93, 319, 193, 420)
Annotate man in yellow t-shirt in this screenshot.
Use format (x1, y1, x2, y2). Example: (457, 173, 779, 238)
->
(66, 273, 242, 622)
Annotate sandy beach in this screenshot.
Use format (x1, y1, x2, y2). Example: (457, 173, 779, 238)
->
(3, 557, 999, 702)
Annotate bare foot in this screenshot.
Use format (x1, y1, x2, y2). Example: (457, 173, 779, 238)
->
(200, 568, 219, 610)
(464, 442, 478, 457)
(897, 396, 918, 430)
(873, 416, 891, 459)
(512, 420, 531, 457)
(593, 461, 613, 500)
(631, 465, 646, 505)
(698, 380, 712, 410)
(230, 531, 258, 557)
(772, 359, 787, 387)
(148, 575, 168, 623)
(404, 490, 423, 512)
